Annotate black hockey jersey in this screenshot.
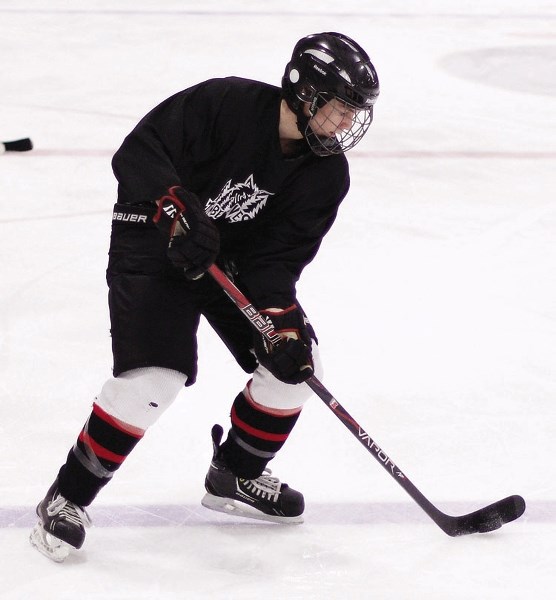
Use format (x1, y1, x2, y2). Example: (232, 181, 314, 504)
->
(111, 77, 350, 307)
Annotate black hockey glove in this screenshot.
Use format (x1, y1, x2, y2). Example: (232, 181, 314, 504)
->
(153, 186, 219, 280)
(254, 305, 314, 384)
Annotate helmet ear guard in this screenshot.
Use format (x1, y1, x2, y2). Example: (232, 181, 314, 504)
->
(284, 68, 316, 107)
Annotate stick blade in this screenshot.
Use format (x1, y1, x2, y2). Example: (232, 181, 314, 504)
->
(442, 495, 526, 537)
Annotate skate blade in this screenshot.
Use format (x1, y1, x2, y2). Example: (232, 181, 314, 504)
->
(201, 493, 304, 524)
(29, 523, 73, 563)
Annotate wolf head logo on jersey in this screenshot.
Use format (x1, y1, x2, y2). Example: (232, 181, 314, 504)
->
(205, 174, 274, 223)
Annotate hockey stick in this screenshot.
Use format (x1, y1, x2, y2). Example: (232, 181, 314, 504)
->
(208, 263, 526, 536)
(1, 138, 33, 153)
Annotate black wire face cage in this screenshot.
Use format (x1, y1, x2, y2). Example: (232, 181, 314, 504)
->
(303, 93, 373, 156)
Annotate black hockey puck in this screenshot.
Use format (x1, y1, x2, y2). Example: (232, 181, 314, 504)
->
(2, 138, 33, 152)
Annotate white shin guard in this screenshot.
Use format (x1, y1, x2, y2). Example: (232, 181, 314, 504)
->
(95, 367, 188, 430)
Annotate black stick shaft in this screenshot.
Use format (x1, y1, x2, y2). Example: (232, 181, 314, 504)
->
(304, 376, 445, 525)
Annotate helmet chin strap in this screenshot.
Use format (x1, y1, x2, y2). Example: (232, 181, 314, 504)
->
(295, 97, 319, 139)
(295, 110, 311, 137)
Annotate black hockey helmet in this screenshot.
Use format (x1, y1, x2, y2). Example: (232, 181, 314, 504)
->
(282, 32, 379, 156)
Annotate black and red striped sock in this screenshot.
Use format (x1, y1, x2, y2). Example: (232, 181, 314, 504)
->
(57, 403, 144, 506)
(220, 391, 301, 479)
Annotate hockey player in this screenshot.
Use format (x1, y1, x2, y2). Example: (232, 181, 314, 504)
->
(30, 32, 379, 561)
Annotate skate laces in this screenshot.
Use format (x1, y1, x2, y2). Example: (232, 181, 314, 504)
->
(47, 494, 91, 528)
(241, 469, 281, 502)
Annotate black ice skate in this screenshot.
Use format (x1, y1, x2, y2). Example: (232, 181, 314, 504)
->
(201, 424, 304, 524)
(29, 480, 91, 562)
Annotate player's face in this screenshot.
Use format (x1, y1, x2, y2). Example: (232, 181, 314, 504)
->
(308, 98, 357, 138)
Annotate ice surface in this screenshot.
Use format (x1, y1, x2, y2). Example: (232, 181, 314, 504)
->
(0, 1, 554, 598)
